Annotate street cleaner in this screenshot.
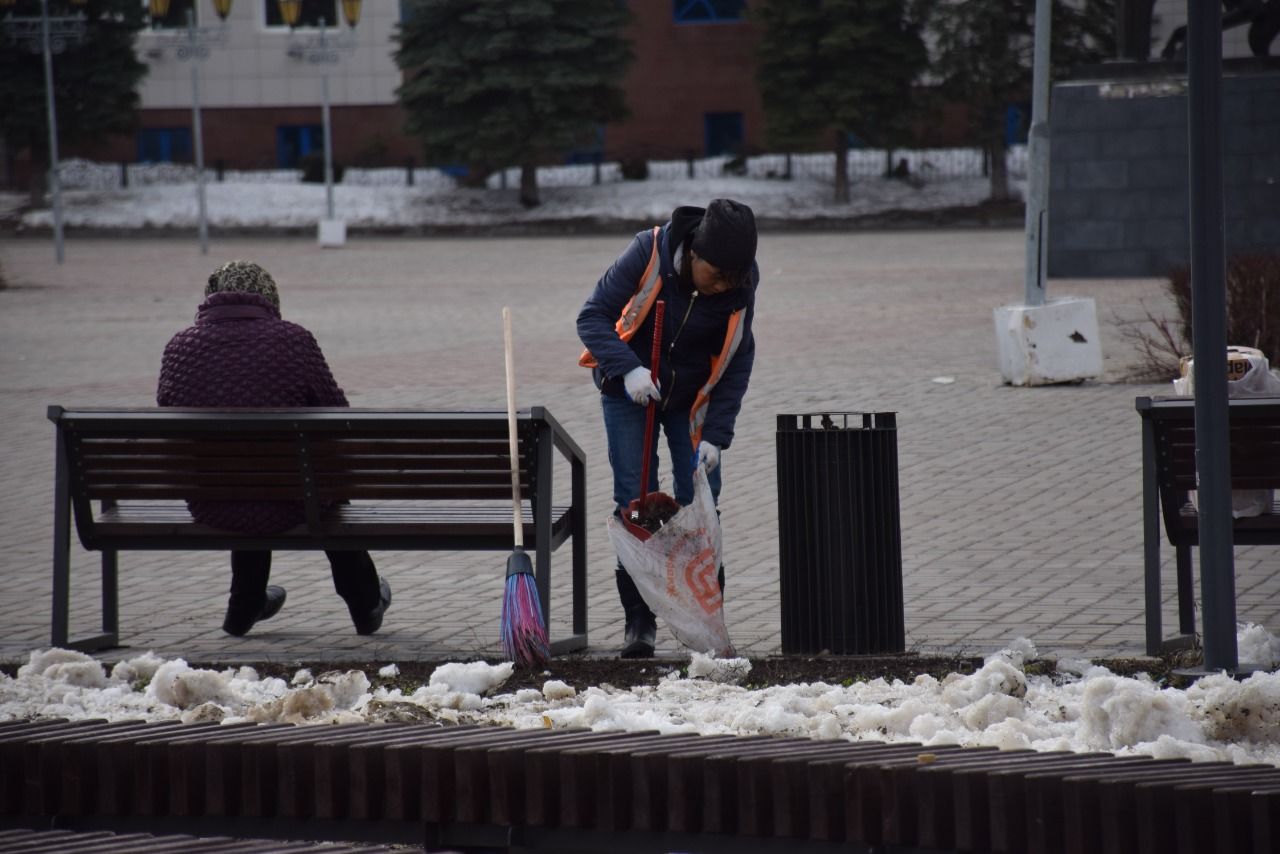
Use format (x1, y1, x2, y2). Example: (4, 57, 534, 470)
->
(576, 199, 759, 658)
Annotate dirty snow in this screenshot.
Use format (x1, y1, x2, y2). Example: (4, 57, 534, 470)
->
(4, 626, 1280, 767)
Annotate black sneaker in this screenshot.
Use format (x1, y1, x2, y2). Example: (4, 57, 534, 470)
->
(352, 577, 392, 635)
(222, 586, 286, 637)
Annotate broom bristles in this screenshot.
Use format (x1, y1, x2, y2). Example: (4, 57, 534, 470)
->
(500, 572, 550, 667)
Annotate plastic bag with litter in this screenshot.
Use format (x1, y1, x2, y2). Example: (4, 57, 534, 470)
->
(1173, 346, 1280, 517)
(608, 465, 734, 657)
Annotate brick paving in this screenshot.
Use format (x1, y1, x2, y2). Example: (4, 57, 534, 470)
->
(1, 230, 1276, 667)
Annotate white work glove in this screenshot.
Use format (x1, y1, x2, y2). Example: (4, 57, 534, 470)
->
(623, 366, 661, 405)
(696, 441, 721, 472)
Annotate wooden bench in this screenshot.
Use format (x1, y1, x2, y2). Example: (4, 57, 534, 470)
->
(47, 406, 587, 654)
(1136, 395, 1280, 655)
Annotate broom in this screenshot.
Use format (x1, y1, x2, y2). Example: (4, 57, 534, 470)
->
(499, 306, 551, 668)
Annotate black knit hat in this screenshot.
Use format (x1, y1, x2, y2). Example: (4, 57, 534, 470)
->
(690, 199, 757, 284)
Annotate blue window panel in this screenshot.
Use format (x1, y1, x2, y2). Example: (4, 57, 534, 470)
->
(704, 112, 744, 157)
(276, 124, 324, 168)
(137, 127, 193, 163)
(564, 125, 606, 164)
(674, 0, 745, 23)
(1005, 102, 1030, 146)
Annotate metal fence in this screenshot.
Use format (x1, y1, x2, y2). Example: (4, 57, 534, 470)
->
(55, 146, 1027, 192)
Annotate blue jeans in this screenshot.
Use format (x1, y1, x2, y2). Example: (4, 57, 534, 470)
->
(601, 393, 722, 512)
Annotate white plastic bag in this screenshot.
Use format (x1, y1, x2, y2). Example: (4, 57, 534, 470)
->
(608, 465, 734, 657)
(1173, 351, 1280, 517)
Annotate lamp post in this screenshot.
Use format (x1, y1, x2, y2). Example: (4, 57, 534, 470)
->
(1, 0, 89, 264)
(280, 0, 360, 247)
(148, 0, 233, 256)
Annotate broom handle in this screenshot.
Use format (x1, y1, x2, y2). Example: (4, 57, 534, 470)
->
(502, 307, 524, 548)
(637, 300, 665, 509)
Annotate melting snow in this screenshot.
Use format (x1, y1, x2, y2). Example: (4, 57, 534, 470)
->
(3, 626, 1280, 766)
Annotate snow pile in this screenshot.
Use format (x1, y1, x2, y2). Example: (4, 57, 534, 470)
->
(4, 627, 1280, 767)
(23, 147, 1028, 231)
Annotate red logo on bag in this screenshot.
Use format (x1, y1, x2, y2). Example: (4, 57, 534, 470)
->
(665, 529, 721, 614)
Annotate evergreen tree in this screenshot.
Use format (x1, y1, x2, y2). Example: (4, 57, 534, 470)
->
(930, 0, 1115, 202)
(0, 0, 147, 203)
(754, 0, 931, 203)
(395, 0, 632, 208)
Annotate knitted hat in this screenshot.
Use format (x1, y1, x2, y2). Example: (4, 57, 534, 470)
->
(206, 260, 280, 309)
(690, 199, 757, 284)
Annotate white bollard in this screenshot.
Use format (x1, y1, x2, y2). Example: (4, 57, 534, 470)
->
(317, 218, 346, 248)
(994, 296, 1103, 386)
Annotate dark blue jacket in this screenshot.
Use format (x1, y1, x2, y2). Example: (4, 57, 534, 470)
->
(576, 206, 757, 450)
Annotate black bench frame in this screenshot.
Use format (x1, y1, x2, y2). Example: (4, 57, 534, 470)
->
(1137, 395, 1280, 655)
(48, 406, 588, 654)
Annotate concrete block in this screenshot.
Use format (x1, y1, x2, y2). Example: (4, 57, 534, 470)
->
(317, 218, 346, 248)
(1068, 160, 1129, 190)
(994, 298, 1104, 386)
(1058, 219, 1126, 251)
(1126, 156, 1186, 189)
(1051, 163, 1068, 192)
(1099, 128, 1165, 159)
(1089, 190, 1159, 220)
(1049, 192, 1090, 219)
(1053, 131, 1100, 161)
(1223, 92, 1253, 125)
(1093, 250, 1158, 278)
(1136, 218, 1187, 250)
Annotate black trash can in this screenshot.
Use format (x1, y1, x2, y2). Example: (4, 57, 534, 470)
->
(776, 412, 904, 654)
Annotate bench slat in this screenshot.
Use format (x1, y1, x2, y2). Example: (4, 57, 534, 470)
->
(79, 457, 300, 472)
(82, 472, 305, 487)
(93, 503, 572, 540)
(78, 439, 297, 457)
(308, 439, 515, 455)
(311, 457, 514, 472)
(84, 486, 306, 500)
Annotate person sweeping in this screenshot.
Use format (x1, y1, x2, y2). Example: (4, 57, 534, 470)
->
(577, 199, 760, 658)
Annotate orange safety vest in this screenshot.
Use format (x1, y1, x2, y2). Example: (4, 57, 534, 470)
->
(580, 226, 745, 448)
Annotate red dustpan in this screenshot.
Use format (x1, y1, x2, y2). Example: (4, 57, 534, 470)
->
(623, 300, 678, 541)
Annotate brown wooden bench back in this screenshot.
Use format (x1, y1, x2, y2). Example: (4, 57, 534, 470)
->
(47, 407, 574, 548)
(72, 430, 532, 503)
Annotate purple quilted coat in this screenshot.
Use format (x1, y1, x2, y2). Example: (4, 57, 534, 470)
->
(157, 290, 349, 534)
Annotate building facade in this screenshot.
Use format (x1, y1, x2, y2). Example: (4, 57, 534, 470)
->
(60, 0, 1270, 173)
(77, 0, 766, 171)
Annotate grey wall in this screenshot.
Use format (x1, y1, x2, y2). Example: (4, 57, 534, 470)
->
(1048, 70, 1280, 278)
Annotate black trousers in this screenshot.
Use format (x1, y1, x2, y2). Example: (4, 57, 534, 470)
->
(229, 550, 381, 615)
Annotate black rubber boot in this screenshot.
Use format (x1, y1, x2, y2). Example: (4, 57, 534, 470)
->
(616, 568, 656, 658)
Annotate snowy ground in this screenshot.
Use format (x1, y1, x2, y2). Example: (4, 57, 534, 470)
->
(5, 625, 1280, 767)
(7, 149, 1026, 231)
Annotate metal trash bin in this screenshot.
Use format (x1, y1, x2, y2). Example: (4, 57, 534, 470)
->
(775, 412, 904, 654)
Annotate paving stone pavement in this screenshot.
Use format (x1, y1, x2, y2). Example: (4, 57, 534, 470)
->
(1, 230, 1276, 668)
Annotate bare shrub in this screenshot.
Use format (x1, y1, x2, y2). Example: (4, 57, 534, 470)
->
(1121, 254, 1280, 382)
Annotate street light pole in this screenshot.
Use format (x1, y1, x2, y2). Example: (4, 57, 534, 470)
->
(319, 16, 334, 220)
(39, 0, 65, 264)
(1023, 0, 1052, 307)
(187, 7, 209, 254)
